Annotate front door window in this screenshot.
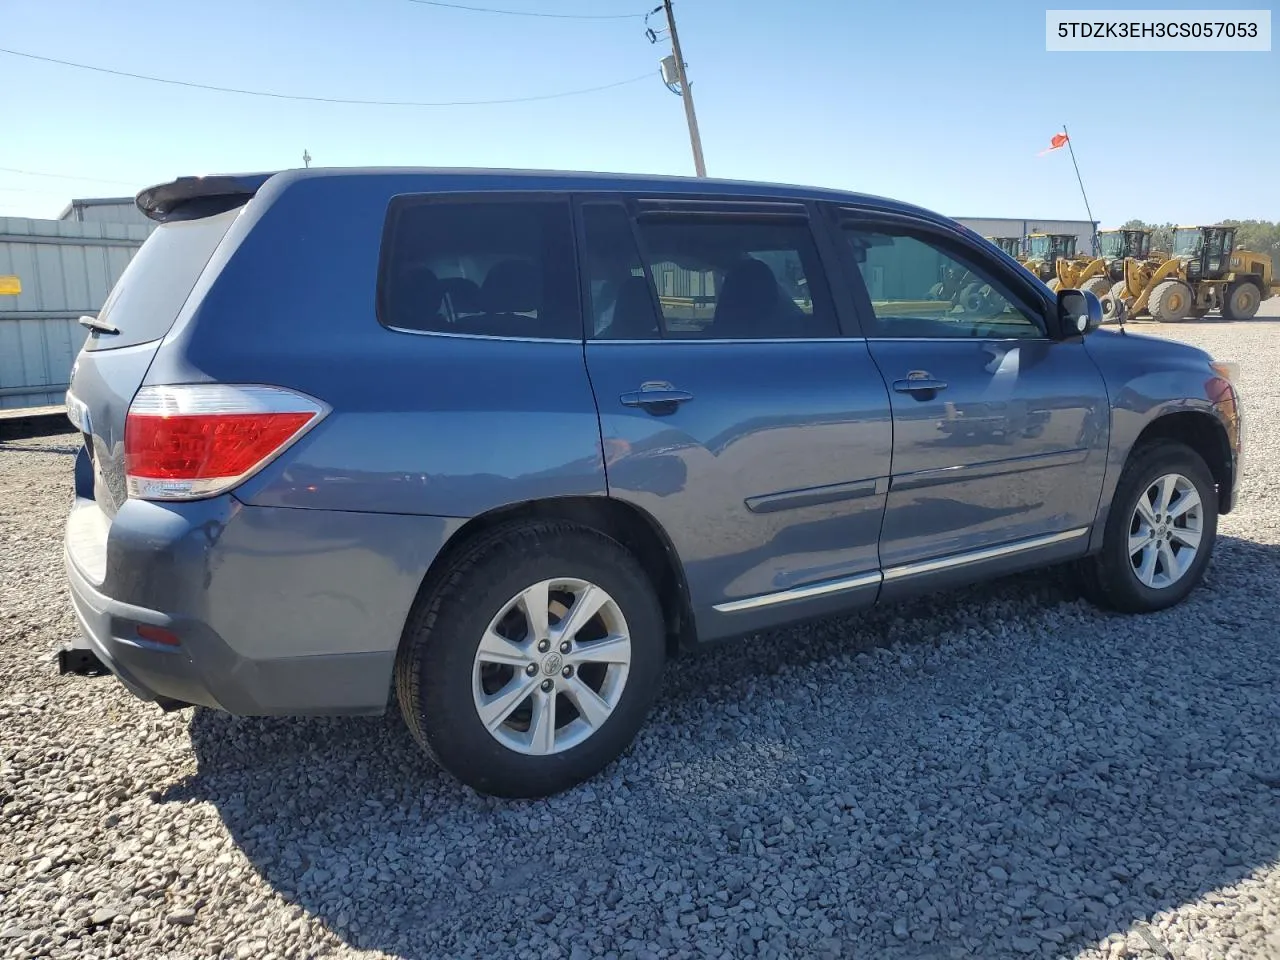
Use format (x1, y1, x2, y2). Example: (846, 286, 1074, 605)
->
(843, 229, 1046, 340)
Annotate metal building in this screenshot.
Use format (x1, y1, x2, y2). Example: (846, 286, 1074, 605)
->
(0, 215, 152, 409)
(59, 197, 154, 228)
(953, 217, 1099, 255)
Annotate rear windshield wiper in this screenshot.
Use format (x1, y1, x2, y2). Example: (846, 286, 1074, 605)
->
(79, 315, 119, 335)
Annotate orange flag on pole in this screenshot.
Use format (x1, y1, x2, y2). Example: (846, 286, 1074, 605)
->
(1038, 132, 1069, 156)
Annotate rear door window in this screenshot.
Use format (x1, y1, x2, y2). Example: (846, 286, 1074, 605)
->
(579, 202, 839, 341)
(636, 217, 838, 340)
(86, 207, 240, 351)
(579, 202, 655, 339)
(378, 197, 581, 340)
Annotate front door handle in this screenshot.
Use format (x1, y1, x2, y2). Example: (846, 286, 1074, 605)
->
(620, 381, 694, 414)
(892, 372, 948, 400)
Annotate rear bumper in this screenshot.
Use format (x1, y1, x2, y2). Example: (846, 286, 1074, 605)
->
(65, 551, 396, 714)
(63, 493, 463, 716)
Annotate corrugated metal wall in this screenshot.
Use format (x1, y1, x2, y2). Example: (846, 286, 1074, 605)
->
(0, 217, 151, 409)
(61, 200, 154, 227)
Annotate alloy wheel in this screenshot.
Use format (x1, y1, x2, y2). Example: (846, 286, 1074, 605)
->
(1128, 473, 1203, 589)
(471, 578, 632, 755)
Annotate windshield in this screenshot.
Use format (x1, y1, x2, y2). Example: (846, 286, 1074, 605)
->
(1099, 232, 1123, 257)
(1174, 229, 1202, 257)
(1027, 236, 1050, 258)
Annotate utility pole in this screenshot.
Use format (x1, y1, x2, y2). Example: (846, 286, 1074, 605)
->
(661, 0, 706, 177)
(302, 149, 312, 169)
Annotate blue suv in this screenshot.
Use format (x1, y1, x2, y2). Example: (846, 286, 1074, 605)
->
(61, 169, 1243, 798)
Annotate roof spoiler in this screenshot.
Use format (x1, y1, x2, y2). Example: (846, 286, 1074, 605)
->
(135, 172, 278, 222)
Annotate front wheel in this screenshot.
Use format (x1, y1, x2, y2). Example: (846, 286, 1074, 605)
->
(1148, 280, 1193, 322)
(1076, 440, 1217, 613)
(1081, 275, 1111, 299)
(395, 520, 666, 798)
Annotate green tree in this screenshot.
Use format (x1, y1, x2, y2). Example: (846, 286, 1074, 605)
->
(1221, 220, 1280, 265)
(1122, 218, 1280, 264)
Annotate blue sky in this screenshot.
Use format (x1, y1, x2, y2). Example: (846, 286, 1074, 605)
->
(2, 0, 1276, 224)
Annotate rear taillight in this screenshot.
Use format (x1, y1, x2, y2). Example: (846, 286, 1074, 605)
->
(124, 384, 328, 501)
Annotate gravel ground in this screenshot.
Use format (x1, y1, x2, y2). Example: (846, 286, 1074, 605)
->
(3, 313, 1279, 960)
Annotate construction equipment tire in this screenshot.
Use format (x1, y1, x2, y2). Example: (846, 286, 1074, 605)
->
(1149, 280, 1193, 323)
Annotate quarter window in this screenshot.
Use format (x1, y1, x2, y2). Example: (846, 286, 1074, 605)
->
(379, 198, 581, 339)
(844, 227, 1045, 340)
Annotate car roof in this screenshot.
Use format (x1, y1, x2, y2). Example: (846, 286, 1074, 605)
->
(136, 166, 948, 224)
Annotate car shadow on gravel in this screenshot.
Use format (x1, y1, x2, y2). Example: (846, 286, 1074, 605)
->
(166, 535, 1280, 959)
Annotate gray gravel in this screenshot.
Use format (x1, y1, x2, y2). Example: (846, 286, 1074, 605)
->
(3, 311, 1280, 960)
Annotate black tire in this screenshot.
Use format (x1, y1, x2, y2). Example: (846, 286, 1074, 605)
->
(1148, 280, 1193, 322)
(395, 520, 665, 799)
(1082, 275, 1111, 299)
(1076, 440, 1218, 614)
(1223, 280, 1262, 321)
(1101, 281, 1129, 324)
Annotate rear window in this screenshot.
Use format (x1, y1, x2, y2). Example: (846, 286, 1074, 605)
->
(378, 197, 581, 340)
(86, 206, 239, 351)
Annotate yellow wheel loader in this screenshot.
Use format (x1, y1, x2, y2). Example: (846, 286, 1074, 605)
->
(1024, 234, 1092, 292)
(986, 236, 1025, 261)
(1224, 245, 1280, 320)
(1053, 252, 1111, 299)
(1097, 229, 1157, 323)
(1103, 225, 1280, 323)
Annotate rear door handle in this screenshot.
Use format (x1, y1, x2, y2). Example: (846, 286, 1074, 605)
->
(620, 381, 694, 413)
(892, 372, 948, 399)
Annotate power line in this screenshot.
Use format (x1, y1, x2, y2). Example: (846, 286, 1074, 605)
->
(0, 185, 78, 196)
(404, 0, 643, 19)
(0, 165, 138, 187)
(0, 47, 655, 107)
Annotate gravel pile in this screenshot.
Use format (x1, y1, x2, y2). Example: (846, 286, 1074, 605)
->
(3, 316, 1280, 960)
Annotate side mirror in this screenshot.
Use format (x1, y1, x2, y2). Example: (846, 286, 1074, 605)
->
(1057, 288, 1102, 338)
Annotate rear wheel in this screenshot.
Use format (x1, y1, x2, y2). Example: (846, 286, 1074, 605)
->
(1148, 280, 1193, 322)
(1223, 281, 1262, 321)
(1101, 281, 1129, 324)
(395, 520, 666, 798)
(1076, 440, 1217, 613)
